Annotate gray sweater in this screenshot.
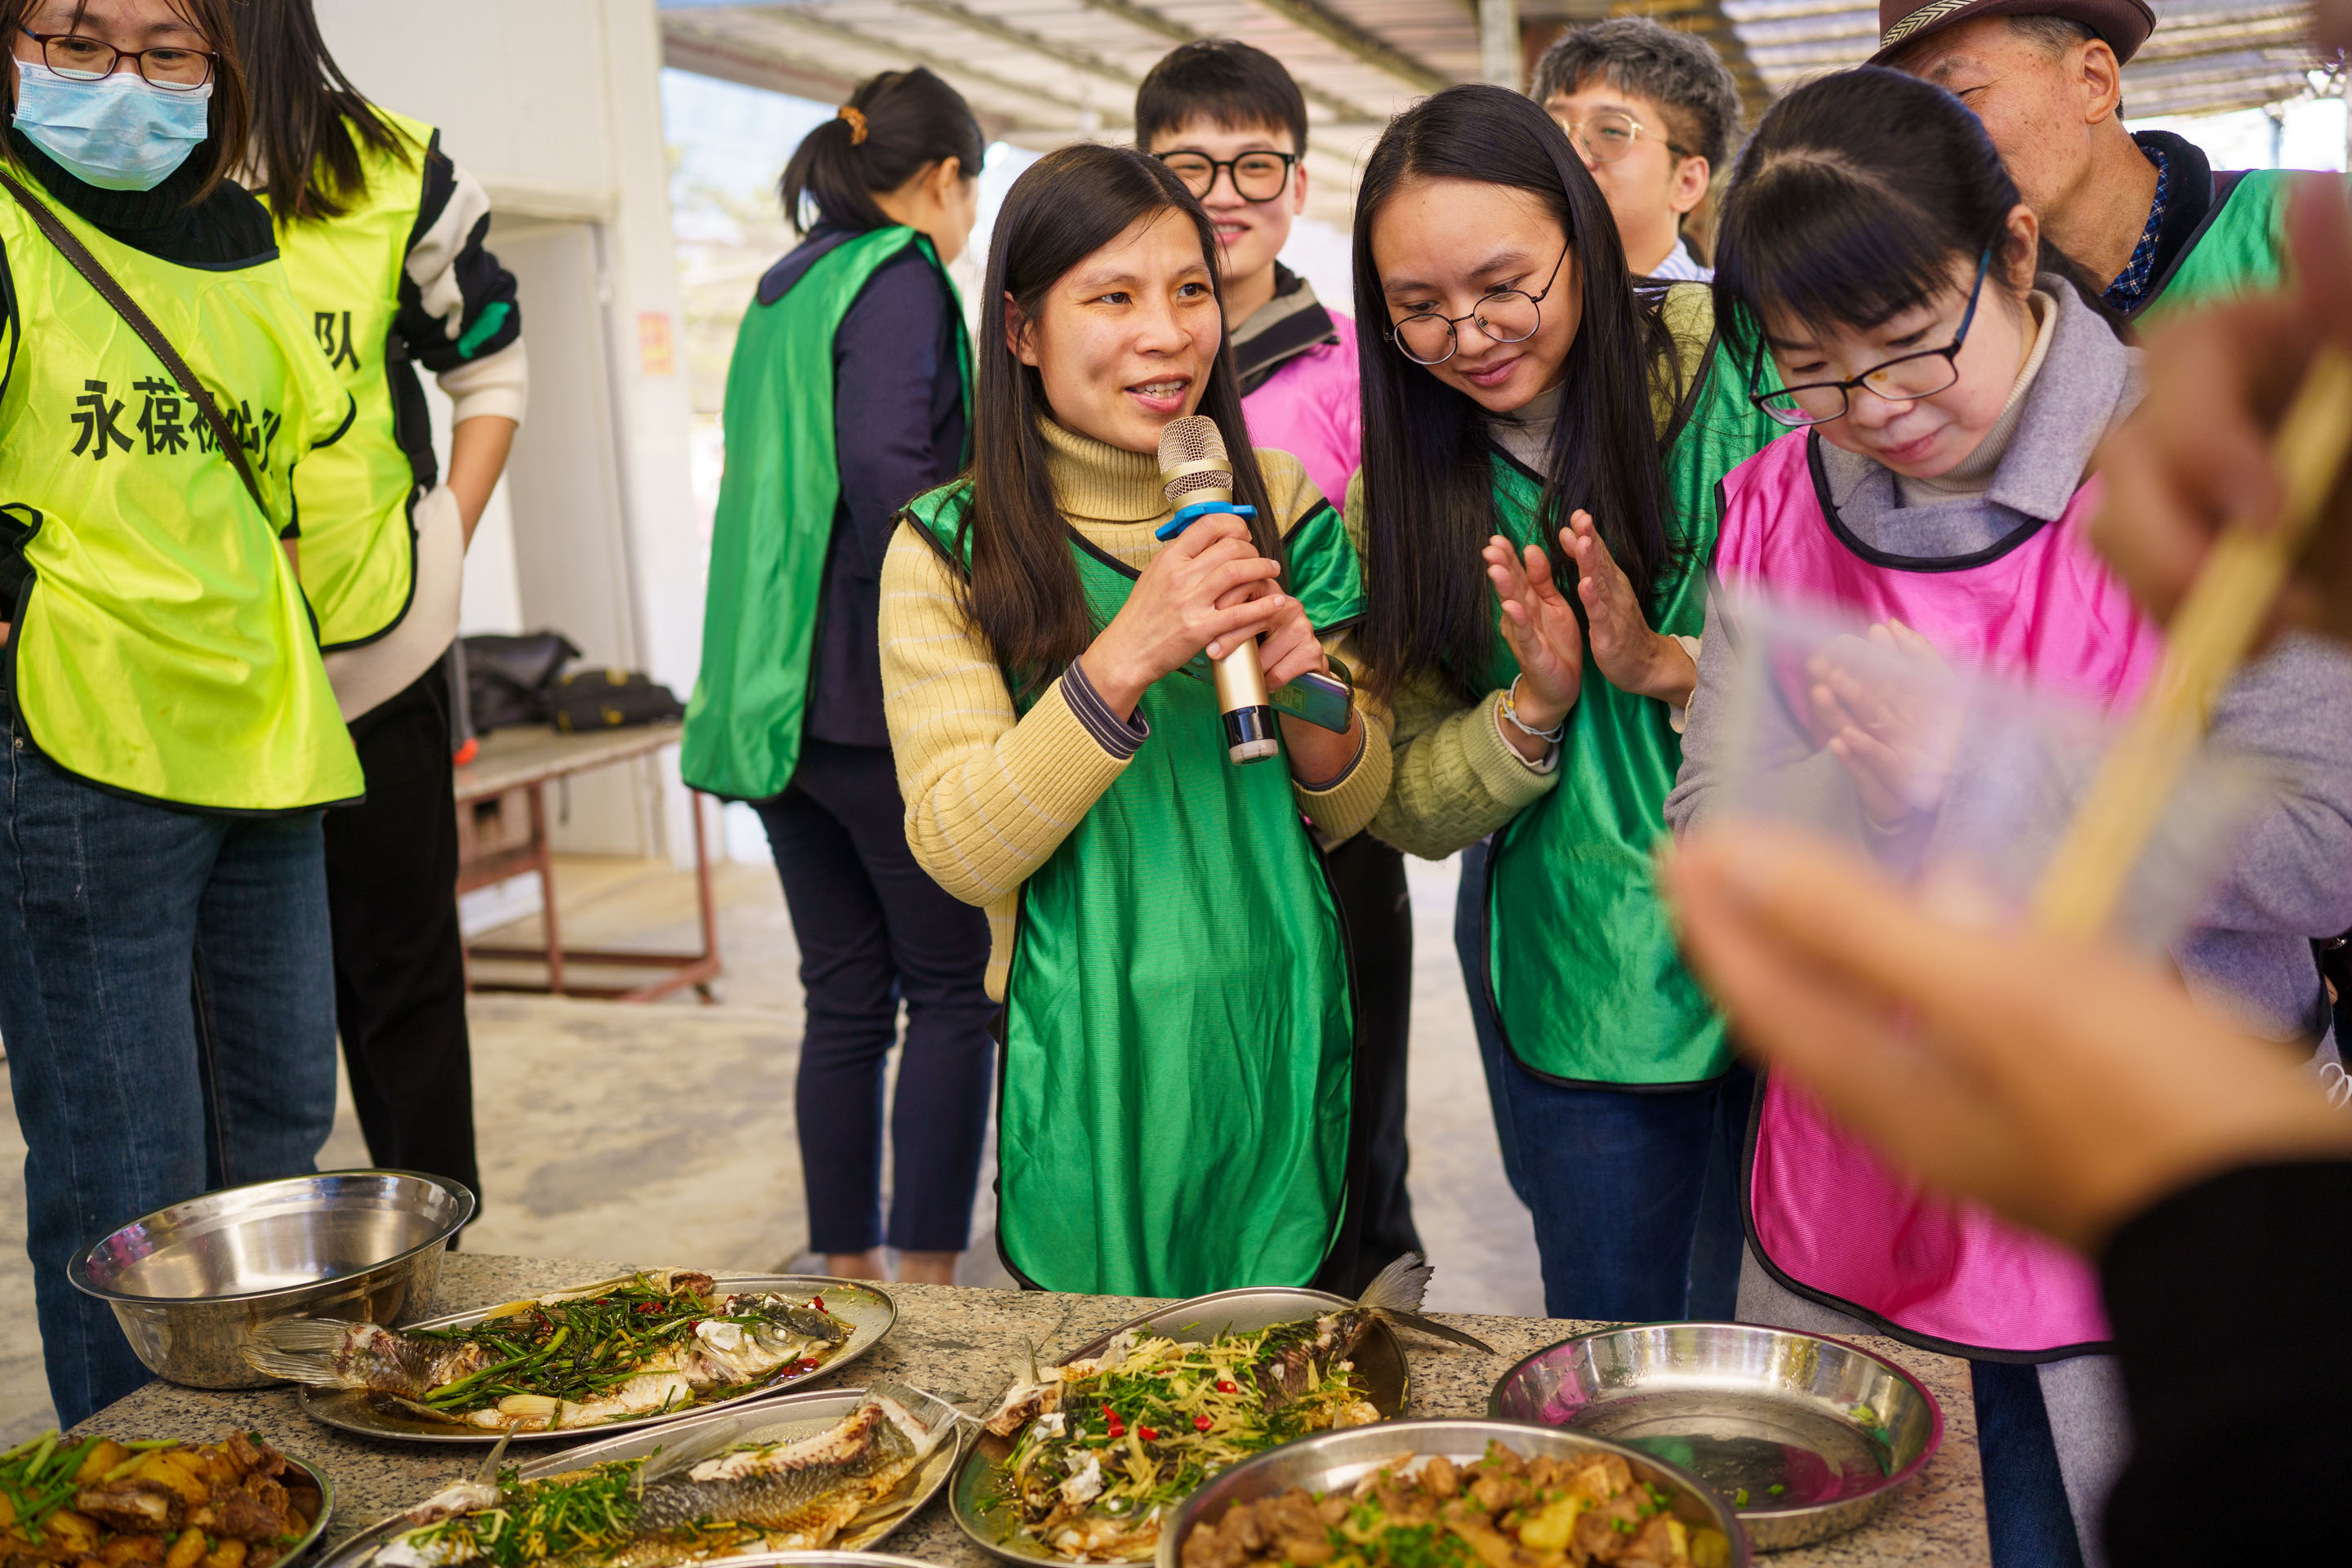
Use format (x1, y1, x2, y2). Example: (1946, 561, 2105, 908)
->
(1666, 281, 2352, 1043)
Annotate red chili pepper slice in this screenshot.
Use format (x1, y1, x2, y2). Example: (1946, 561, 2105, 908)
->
(1137, 1428, 1157, 1443)
(1194, 1414, 1214, 1432)
(809, 1295, 825, 1314)
(1217, 1380, 1238, 1393)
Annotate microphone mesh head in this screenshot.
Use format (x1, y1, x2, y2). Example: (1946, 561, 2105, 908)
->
(1158, 415, 1233, 505)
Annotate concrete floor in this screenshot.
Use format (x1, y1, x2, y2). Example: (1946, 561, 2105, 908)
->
(0, 848, 1538, 1440)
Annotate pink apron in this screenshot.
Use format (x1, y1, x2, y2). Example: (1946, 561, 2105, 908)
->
(1714, 432, 2164, 1354)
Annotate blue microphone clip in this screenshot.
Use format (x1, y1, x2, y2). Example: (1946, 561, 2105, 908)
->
(1156, 501, 1256, 541)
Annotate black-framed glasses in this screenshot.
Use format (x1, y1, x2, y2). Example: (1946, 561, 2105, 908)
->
(20, 29, 216, 90)
(1153, 149, 1297, 203)
(1748, 247, 1995, 427)
(1556, 111, 1689, 165)
(1385, 243, 1570, 368)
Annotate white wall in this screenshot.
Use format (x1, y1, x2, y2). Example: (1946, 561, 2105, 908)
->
(315, 0, 704, 862)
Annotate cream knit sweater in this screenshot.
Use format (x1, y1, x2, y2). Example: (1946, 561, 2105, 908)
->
(879, 418, 1392, 1000)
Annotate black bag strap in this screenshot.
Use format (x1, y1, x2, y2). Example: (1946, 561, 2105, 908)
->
(0, 168, 270, 515)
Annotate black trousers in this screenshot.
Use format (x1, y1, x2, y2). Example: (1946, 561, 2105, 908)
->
(322, 661, 480, 1214)
(1314, 833, 1423, 1296)
(755, 739, 996, 1255)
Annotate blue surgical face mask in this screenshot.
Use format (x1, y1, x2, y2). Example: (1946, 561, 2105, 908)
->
(12, 59, 212, 192)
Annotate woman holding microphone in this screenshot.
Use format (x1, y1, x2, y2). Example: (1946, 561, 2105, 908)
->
(881, 143, 1388, 1295)
(0, 0, 359, 1423)
(681, 69, 995, 1286)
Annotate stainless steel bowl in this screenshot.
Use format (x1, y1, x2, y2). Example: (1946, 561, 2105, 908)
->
(1159, 1418, 1749, 1568)
(69, 1169, 474, 1388)
(1489, 1324, 1941, 1552)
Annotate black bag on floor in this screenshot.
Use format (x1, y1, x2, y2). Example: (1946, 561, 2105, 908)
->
(547, 668, 686, 733)
(462, 631, 580, 732)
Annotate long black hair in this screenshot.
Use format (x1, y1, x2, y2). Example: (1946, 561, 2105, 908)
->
(1712, 67, 2115, 365)
(229, 0, 409, 221)
(779, 67, 983, 236)
(958, 142, 1278, 691)
(1353, 84, 1683, 704)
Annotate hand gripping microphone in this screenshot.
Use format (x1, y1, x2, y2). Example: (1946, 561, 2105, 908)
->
(1157, 414, 1281, 763)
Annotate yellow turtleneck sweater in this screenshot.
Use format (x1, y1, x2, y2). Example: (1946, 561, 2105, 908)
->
(878, 419, 1393, 1000)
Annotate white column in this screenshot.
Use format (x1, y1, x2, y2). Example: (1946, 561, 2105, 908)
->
(1479, 0, 1522, 91)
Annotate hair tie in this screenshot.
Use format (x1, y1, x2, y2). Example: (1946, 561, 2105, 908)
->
(836, 105, 868, 145)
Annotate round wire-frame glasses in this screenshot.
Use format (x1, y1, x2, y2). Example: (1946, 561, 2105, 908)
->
(19, 29, 216, 90)
(1555, 111, 1688, 166)
(1385, 243, 1571, 368)
(1747, 247, 1996, 428)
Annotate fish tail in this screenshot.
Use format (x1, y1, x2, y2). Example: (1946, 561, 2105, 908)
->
(1374, 1307, 1498, 1354)
(865, 1383, 945, 1455)
(239, 1317, 363, 1384)
(1354, 1252, 1435, 1315)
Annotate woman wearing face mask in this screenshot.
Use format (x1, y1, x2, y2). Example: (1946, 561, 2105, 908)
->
(682, 68, 996, 1289)
(1352, 85, 1780, 1324)
(230, 0, 523, 1228)
(0, 0, 359, 1426)
(879, 142, 1388, 1295)
(1664, 67, 2352, 1566)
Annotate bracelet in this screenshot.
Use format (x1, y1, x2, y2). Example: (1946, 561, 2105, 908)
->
(1499, 675, 1566, 744)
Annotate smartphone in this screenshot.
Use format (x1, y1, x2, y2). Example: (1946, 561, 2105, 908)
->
(1269, 669, 1353, 733)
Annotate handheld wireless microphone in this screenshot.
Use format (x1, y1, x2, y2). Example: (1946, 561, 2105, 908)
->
(1158, 415, 1280, 763)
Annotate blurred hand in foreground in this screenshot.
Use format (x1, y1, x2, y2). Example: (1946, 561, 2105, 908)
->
(2092, 178, 2352, 645)
(1661, 822, 2352, 1253)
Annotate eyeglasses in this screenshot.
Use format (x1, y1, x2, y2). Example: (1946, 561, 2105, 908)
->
(1554, 111, 1688, 165)
(1154, 149, 1297, 204)
(1748, 248, 1995, 428)
(19, 29, 216, 90)
(1385, 243, 1570, 368)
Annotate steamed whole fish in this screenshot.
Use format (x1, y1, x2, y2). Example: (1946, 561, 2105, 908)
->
(372, 1386, 948, 1568)
(243, 1270, 853, 1431)
(981, 1254, 1494, 1563)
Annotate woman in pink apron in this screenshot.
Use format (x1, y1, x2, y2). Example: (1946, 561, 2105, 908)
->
(1664, 66, 2352, 1568)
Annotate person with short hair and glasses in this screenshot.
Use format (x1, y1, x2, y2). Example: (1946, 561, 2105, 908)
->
(0, 0, 361, 1426)
(1664, 66, 2352, 1568)
(1348, 84, 1782, 1327)
(1531, 16, 1741, 282)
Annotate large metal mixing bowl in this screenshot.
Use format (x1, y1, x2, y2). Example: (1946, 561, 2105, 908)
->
(69, 1169, 474, 1388)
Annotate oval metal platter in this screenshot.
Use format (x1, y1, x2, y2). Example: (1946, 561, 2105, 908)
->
(295, 1274, 896, 1444)
(951, 1285, 1409, 1566)
(310, 1384, 969, 1568)
(1155, 1417, 1749, 1568)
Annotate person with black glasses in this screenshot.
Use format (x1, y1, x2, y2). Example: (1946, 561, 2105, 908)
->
(1349, 84, 1781, 1326)
(0, 0, 360, 1424)
(1663, 67, 2352, 1568)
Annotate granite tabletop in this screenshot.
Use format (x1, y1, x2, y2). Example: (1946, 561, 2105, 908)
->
(84, 1254, 1987, 1566)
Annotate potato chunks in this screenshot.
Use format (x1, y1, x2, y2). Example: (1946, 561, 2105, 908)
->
(129, 1458, 207, 1511)
(73, 1445, 131, 1488)
(162, 1530, 205, 1568)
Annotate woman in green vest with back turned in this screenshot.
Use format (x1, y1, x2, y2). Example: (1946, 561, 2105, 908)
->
(0, 0, 359, 1425)
(231, 0, 523, 1230)
(680, 68, 996, 1287)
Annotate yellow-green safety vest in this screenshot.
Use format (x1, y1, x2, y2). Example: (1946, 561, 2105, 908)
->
(0, 181, 362, 810)
(269, 108, 434, 650)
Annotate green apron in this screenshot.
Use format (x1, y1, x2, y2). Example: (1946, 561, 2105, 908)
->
(271, 109, 435, 650)
(2139, 168, 2292, 324)
(1478, 332, 1783, 1085)
(682, 226, 969, 801)
(0, 183, 362, 810)
(903, 485, 1360, 1295)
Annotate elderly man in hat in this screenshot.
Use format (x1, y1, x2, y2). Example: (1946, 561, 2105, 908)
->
(1878, 1, 2294, 321)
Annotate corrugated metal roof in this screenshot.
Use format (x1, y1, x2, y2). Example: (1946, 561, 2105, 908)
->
(658, 0, 2337, 203)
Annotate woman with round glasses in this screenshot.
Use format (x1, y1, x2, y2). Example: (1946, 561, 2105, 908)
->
(0, 0, 361, 1425)
(1348, 83, 1781, 1324)
(1665, 67, 2352, 1566)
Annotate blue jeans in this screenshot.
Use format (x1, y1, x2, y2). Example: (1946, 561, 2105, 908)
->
(1457, 840, 1753, 1322)
(0, 693, 339, 1425)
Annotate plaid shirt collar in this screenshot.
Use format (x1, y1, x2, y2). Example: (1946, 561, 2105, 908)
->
(2103, 142, 2172, 314)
